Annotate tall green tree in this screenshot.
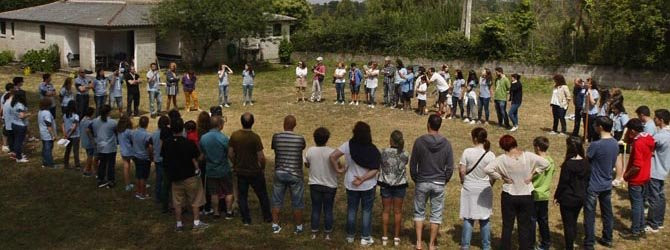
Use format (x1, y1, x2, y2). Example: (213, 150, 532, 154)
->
(272, 0, 312, 29)
(151, 0, 270, 67)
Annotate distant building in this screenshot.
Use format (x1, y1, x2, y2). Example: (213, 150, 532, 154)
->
(0, 0, 296, 71)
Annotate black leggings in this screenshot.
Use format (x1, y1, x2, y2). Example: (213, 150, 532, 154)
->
(551, 104, 567, 133)
(560, 205, 582, 250)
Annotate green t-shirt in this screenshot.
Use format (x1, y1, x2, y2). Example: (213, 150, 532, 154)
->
(532, 156, 556, 201)
(494, 76, 511, 101)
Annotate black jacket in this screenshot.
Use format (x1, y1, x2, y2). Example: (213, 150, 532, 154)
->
(554, 159, 590, 207)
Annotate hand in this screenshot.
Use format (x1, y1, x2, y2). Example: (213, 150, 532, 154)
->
(524, 175, 533, 185)
(553, 199, 559, 206)
(502, 177, 514, 184)
(618, 140, 625, 146)
(352, 178, 363, 187)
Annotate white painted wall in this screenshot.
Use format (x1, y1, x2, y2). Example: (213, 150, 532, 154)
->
(0, 21, 67, 67)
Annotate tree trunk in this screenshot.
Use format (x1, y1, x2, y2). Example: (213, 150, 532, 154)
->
(465, 0, 472, 40)
(198, 40, 216, 68)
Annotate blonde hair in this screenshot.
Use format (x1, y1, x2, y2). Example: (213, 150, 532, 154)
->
(169, 62, 177, 71)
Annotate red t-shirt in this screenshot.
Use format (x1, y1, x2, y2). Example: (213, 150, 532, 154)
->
(625, 133, 655, 186)
(186, 130, 199, 147)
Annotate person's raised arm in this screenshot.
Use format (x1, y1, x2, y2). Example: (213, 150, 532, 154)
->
(329, 149, 345, 173)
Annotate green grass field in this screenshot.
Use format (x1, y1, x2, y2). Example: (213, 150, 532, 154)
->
(0, 63, 669, 249)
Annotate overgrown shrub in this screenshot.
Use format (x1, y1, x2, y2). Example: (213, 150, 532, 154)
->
(476, 19, 508, 60)
(0, 50, 14, 66)
(279, 38, 294, 64)
(22, 44, 59, 72)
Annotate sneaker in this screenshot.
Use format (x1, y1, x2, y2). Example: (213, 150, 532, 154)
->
(382, 236, 388, 246)
(311, 233, 317, 240)
(201, 209, 214, 216)
(355, 102, 359, 106)
(28, 136, 39, 142)
(660, 226, 665, 229)
(125, 184, 134, 192)
(192, 222, 209, 231)
(360, 237, 374, 246)
(224, 104, 230, 108)
(548, 131, 559, 135)
(394, 237, 400, 246)
(225, 212, 234, 220)
(597, 238, 613, 248)
(135, 193, 146, 200)
(463, 118, 470, 123)
(1, 146, 8, 152)
(97, 182, 109, 188)
(325, 234, 331, 241)
(340, 102, 345, 105)
(349, 101, 354, 105)
(619, 230, 643, 239)
(16, 157, 29, 163)
(469, 120, 476, 125)
(272, 224, 282, 234)
(645, 225, 659, 233)
(510, 126, 518, 132)
(175, 225, 184, 232)
(249, 102, 254, 106)
(294, 225, 304, 234)
(334, 101, 339, 105)
(346, 237, 355, 244)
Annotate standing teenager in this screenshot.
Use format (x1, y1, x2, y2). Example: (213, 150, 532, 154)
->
(117, 114, 135, 192)
(550, 74, 571, 135)
(146, 63, 162, 118)
(218, 63, 233, 108)
(242, 64, 255, 106)
(38, 98, 56, 168)
(364, 62, 380, 108)
(554, 136, 590, 250)
(508, 73, 523, 132)
(125, 67, 141, 117)
(478, 68, 493, 124)
(62, 100, 81, 170)
(91, 105, 118, 188)
(295, 61, 308, 102)
(38, 73, 57, 118)
(452, 70, 465, 119)
(59, 78, 75, 115)
(165, 62, 179, 110)
(75, 69, 92, 116)
(109, 69, 124, 114)
(93, 69, 109, 117)
(493, 67, 510, 128)
(348, 63, 364, 105)
(10, 92, 29, 163)
(311, 57, 326, 102)
(182, 70, 200, 112)
(378, 130, 409, 246)
(305, 127, 337, 240)
(334, 63, 347, 105)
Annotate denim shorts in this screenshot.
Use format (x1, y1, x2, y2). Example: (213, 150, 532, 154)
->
(133, 158, 151, 180)
(272, 171, 305, 209)
(380, 185, 407, 199)
(414, 182, 446, 224)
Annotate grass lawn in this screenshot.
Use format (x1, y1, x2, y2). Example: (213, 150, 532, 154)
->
(0, 63, 669, 249)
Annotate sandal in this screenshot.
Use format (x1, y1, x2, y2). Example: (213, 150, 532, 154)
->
(382, 236, 388, 246)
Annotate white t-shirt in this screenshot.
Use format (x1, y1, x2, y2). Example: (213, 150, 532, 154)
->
(339, 142, 377, 191)
(296, 67, 308, 78)
(306, 146, 338, 189)
(417, 82, 428, 100)
(334, 68, 347, 83)
(365, 69, 379, 89)
(431, 73, 449, 92)
(460, 146, 496, 184)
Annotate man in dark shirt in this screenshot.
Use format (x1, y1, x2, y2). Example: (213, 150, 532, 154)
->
(572, 78, 586, 136)
(161, 117, 208, 232)
(124, 66, 141, 117)
(229, 112, 271, 225)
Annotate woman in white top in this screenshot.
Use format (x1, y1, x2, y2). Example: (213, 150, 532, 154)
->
(550, 74, 572, 134)
(459, 129, 496, 250)
(334, 62, 347, 105)
(364, 62, 380, 108)
(329, 121, 380, 246)
(484, 135, 550, 250)
(217, 63, 233, 107)
(295, 61, 308, 102)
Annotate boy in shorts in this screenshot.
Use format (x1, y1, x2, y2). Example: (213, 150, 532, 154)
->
(131, 116, 154, 199)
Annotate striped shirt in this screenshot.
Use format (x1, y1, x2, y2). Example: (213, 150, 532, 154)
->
(271, 131, 306, 177)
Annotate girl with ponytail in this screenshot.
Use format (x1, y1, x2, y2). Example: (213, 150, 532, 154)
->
(458, 127, 496, 249)
(90, 104, 118, 188)
(378, 130, 409, 246)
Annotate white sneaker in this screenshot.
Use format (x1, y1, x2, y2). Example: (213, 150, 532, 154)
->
(469, 120, 476, 125)
(1, 146, 8, 153)
(463, 118, 470, 123)
(224, 104, 230, 108)
(349, 101, 354, 105)
(645, 225, 659, 233)
(510, 126, 518, 132)
(249, 102, 254, 106)
(346, 237, 355, 244)
(243, 102, 247, 106)
(334, 101, 339, 105)
(355, 102, 359, 106)
(325, 234, 332, 240)
(340, 102, 345, 105)
(16, 157, 29, 163)
(548, 131, 558, 135)
(448, 117, 453, 120)
(311, 234, 317, 240)
(360, 237, 374, 246)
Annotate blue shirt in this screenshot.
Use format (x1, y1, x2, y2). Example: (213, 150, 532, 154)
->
(91, 117, 118, 154)
(242, 70, 254, 86)
(11, 102, 27, 127)
(652, 128, 670, 180)
(2, 97, 13, 130)
(199, 129, 231, 178)
(349, 68, 363, 86)
(453, 79, 465, 97)
(586, 89, 600, 115)
(118, 129, 133, 157)
(93, 78, 108, 96)
(152, 129, 163, 162)
(110, 75, 123, 98)
(401, 73, 414, 93)
(611, 112, 630, 133)
(587, 138, 619, 192)
(74, 76, 90, 95)
(573, 86, 586, 108)
(38, 110, 54, 141)
(63, 113, 80, 138)
(479, 78, 491, 98)
(60, 87, 75, 107)
(79, 117, 94, 149)
(39, 82, 57, 108)
(645, 121, 657, 135)
(131, 128, 153, 160)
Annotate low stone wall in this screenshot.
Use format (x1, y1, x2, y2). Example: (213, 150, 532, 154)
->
(294, 52, 670, 92)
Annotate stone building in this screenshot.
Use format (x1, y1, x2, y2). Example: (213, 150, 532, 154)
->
(0, 0, 296, 71)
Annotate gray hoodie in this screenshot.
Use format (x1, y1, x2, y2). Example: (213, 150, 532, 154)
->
(410, 133, 454, 185)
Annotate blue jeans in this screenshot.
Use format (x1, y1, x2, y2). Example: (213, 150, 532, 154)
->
(218, 85, 229, 106)
(148, 90, 162, 115)
(413, 182, 445, 224)
(271, 172, 305, 209)
(366, 87, 376, 105)
(478, 97, 490, 121)
(243, 85, 254, 104)
(629, 185, 645, 233)
(42, 140, 54, 167)
(461, 219, 491, 250)
(508, 103, 521, 127)
(346, 188, 375, 239)
(11, 124, 27, 159)
(646, 179, 666, 229)
(531, 200, 550, 249)
(94, 95, 106, 116)
(494, 100, 509, 127)
(383, 81, 392, 104)
(335, 82, 345, 102)
(583, 189, 613, 247)
(310, 184, 336, 233)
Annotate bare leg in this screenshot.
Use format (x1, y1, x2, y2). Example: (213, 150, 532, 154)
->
(192, 205, 200, 222)
(415, 221, 424, 249)
(272, 208, 280, 224)
(615, 153, 625, 181)
(225, 194, 234, 214)
(293, 209, 302, 226)
(211, 195, 220, 216)
(382, 198, 392, 238)
(393, 198, 404, 238)
(429, 223, 439, 250)
(123, 159, 131, 187)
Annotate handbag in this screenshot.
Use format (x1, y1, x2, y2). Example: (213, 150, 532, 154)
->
(465, 150, 489, 176)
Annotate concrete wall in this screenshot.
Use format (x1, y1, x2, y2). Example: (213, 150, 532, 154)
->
(294, 52, 670, 92)
(0, 21, 69, 67)
(78, 28, 95, 70)
(134, 28, 156, 72)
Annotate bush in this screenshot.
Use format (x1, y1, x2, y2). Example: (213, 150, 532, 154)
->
(278, 38, 294, 64)
(0, 50, 14, 66)
(476, 19, 508, 60)
(22, 44, 59, 72)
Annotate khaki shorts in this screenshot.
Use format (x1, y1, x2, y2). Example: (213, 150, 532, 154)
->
(172, 176, 205, 208)
(296, 78, 307, 88)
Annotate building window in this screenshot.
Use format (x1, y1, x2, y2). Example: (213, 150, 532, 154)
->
(39, 25, 45, 41)
(273, 23, 282, 37)
(0, 22, 6, 36)
(11, 22, 14, 37)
